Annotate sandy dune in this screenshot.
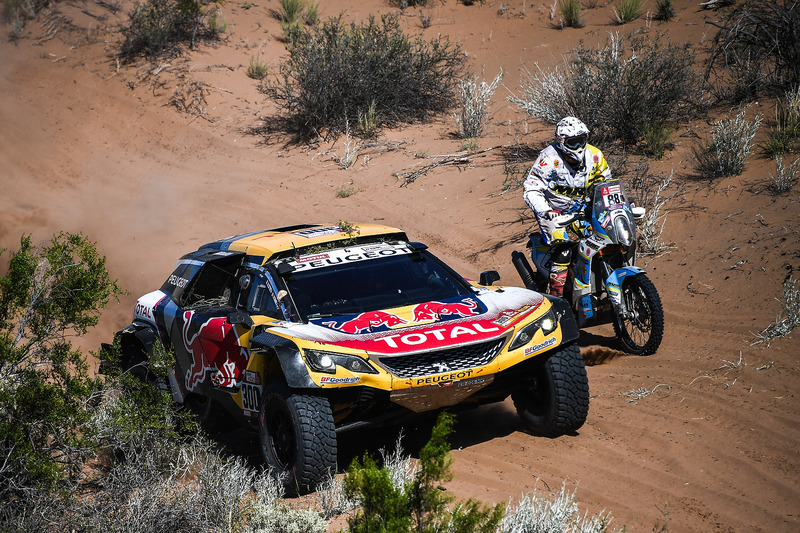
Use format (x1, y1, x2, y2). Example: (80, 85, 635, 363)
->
(1, 0, 798, 530)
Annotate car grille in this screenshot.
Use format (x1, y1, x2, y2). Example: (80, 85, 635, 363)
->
(376, 338, 506, 378)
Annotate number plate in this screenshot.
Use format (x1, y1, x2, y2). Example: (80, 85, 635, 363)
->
(601, 184, 625, 208)
(240, 382, 263, 414)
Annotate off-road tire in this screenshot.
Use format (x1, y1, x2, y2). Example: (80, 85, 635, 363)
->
(259, 384, 337, 495)
(511, 343, 589, 437)
(612, 274, 664, 356)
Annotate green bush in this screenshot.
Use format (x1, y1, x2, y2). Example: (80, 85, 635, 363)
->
(0, 233, 122, 497)
(612, 0, 643, 24)
(119, 0, 224, 60)
(510, 34, 704, 148)
(654, 0, 675, 22)
(560, 0, 582, 28)
(706, 0, 800, 101)
(344, 412, 504, 533)
(265, 14, 466, 140)
(761, 85, 800, 156)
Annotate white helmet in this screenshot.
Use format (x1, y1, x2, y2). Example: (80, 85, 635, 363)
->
(555, 116, 590, 163)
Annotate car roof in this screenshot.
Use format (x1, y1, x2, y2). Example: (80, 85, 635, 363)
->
(198, 223, 408, 264)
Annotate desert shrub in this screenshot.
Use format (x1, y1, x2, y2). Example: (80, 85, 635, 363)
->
(705, 0, 800, 102)
(0, 233, 122, 498)
(693, 104, 762, 178)
(454, 70, 503, 139)
(388, 0, 429, 7)
(265, 13, 466, 140)
(510, 33, 704, 147)
(119, 0, 223, 60)
(612, 0, 642, 23)
(344, 412, 504, 533)
(500, 482, 614, 532)
(642, 122, 674, 159)
(769, 156, 800, 194)
(753, 276, 800, 345)
(248, 54, 269, 80)
(761, 85, 800, 156)
(560, 0, 582, 28)
(654, 0, 675, 21)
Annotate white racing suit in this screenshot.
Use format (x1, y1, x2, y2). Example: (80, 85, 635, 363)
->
(523, 143, 611, 296)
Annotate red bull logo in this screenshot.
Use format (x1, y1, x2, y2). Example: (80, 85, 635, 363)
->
(323, 310, 407, 334)
(182, 311, 251, 391)
(412, 298, 480, 322)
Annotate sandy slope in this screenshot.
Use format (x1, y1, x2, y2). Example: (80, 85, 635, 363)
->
(1, 0, 799, 530)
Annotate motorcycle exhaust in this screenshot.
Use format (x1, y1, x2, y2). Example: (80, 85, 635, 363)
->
(512, 251, 539, 291)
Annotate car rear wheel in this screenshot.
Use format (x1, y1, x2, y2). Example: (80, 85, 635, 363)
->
(259, 383, 337, 495)
(511, 343, 589, 437)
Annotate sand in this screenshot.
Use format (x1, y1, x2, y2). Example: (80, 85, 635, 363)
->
(1, 0, 798, 530)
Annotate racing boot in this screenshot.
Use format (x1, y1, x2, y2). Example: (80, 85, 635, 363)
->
(548, 262, 569, 298)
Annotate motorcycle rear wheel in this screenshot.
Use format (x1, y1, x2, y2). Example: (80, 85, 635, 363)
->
(613, 274, 664, 355)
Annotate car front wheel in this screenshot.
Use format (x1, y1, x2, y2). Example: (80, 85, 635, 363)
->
(511, 343, 589, 437)
(259, 383, 337, 495)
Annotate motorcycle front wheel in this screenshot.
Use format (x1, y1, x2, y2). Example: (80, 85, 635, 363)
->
(612, 274, 664, 355)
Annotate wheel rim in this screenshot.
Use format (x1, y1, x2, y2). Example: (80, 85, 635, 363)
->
(619, 282, 653, 349)
(266, 401, 296, 471)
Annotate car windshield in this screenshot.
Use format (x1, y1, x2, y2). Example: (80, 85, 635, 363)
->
(279, 244, 473, 321)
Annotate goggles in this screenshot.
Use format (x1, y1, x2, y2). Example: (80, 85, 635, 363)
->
(563, 134, 588, 150)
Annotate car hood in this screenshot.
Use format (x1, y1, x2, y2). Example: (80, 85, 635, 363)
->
(264, 286, 545, 354)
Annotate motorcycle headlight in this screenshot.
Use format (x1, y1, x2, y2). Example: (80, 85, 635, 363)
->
(614, 215, 634, 247)
(508, 308, 559, 351)
(304, 349, 379, 375)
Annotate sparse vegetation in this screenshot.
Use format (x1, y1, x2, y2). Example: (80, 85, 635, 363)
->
(612, 0, 643, 24)
(119, 0, 225, 60)
(560, 0, 582, 28)
(753, 276, 800, 345)
(248, 54, 270, 80)
(510, 34, 704, 148)
(265, 14, 466, 140)
(769, 156, 800, 194)
(761, 85, 800, 156)
(358, 100, 379, 139)
(455, 70, 503, 139)
(654, 0, 675, 21)
(693, 104, 762, 178)
(706, 0, 800, 102)
(336, 182, 358, 197)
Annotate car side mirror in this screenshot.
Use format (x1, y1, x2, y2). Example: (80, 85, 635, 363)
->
(227, 310, 254, 328)
(479, 270, 500, 286)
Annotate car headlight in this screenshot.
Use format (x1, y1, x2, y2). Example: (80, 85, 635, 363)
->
(614, 215, 634, 247)
(304, 349, 379, 375)
(508, 308, 559, 351)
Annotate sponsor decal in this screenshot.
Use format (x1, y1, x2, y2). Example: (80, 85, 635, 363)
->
(245, 370, 262, 385)
(593, 154, 599, 163)
(297, 253, 330, 263)
(319, 376, 361, 385)
(412, 298, 480, 322)
(133, 291, 167, 324)
(324, 310, 408, 334)
(493, 305, 533, 327)
(539, 160, 548, 167)
(291, 244, 413, 271)
(553, 160, 559, 168)
(291, 226, 342, 238)
(374, 322, 500, 349)
(168, 274, 190, 288)
(456, 377, 488, 388)
(415, 369, 475, 386)
(182, 311, 251, 391)
(523, 336, 557, 356)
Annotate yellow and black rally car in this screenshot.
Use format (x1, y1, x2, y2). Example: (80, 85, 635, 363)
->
(109, 223, 588, 493)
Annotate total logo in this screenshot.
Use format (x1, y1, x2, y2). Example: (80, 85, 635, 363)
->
(376, 322, 500, 349)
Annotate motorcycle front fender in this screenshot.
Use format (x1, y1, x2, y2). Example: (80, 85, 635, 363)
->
(605, 266, 646, 312)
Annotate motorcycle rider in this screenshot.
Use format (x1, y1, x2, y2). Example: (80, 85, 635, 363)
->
(523, 116, 612, 297)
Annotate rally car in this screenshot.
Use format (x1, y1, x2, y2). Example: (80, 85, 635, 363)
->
(108, 223, 588, 493)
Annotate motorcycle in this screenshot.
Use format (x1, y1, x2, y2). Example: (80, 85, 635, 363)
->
(512, 178, 664, 355)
